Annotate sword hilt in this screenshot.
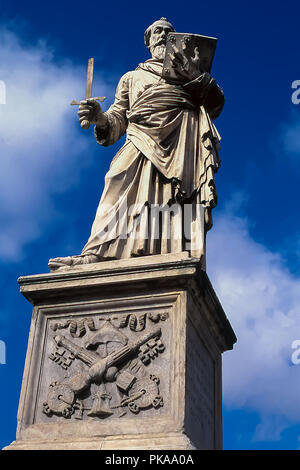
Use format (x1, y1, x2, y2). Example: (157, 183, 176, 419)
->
(70, 96, 106, 106)
(70, 96, 106, 130)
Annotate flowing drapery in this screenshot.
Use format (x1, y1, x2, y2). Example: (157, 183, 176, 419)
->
(81, 60, 222, 263)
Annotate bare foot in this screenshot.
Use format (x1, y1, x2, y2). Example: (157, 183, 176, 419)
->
(48, 254, 100, 271)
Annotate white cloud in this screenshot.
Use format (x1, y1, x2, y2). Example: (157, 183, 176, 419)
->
(0, 26, 111, 261)
(207, 200, 300, 440)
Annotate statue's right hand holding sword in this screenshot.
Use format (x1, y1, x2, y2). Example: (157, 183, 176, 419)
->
(77, 98, 107, 129)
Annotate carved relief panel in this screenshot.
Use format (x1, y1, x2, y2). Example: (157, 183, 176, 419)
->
(35, 309, 170, 424)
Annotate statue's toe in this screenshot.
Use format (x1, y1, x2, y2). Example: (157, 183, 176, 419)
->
(48, 256, 73, 270)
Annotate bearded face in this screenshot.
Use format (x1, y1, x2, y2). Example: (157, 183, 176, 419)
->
(151, 44, 166, 60)
(148, 24, 174, 60)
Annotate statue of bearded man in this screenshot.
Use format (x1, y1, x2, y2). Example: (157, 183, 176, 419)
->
(49, 18, 224, 271)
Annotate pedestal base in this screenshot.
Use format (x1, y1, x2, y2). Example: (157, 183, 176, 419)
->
(4, 432, 195, 450)
(4, 252, 236, 450)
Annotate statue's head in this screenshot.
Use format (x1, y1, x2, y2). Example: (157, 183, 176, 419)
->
(144, 17, 175, 60)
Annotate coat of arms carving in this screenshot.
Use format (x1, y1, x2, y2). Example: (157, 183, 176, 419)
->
(43, 317, 166, 420)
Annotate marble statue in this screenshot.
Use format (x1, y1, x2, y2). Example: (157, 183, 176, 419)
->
(49, 18, 224, 271)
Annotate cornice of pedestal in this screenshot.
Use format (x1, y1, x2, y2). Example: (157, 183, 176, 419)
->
(18, 251, 236, 352)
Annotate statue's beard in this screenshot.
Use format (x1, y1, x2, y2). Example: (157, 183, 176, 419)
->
(150, 44, 166, 61)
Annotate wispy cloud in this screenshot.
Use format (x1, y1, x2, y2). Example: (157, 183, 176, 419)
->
(207, 196, 300, 440)
(0, 26, 111, 261)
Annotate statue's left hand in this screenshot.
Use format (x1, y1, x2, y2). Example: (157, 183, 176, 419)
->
(168, 39, 203, 82)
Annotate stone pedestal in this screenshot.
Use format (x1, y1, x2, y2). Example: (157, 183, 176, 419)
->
(4, 252, 236, 450)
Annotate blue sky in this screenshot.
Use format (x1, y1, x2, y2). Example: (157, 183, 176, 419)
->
(0, 0, 300, 450)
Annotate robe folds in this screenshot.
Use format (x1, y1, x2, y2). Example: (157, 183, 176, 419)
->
(81, 59, 224, 264)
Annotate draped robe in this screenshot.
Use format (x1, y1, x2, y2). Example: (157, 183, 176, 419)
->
(81, 59, 224, 266)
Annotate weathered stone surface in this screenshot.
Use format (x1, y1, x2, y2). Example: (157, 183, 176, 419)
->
(4, 253, 236, 450)
(4, 432, 194, 450)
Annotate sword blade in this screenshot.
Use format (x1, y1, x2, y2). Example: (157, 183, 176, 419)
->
(85, 57, 94, 99)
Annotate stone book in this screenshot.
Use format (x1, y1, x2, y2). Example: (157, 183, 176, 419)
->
(162, 32, 217, 83)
